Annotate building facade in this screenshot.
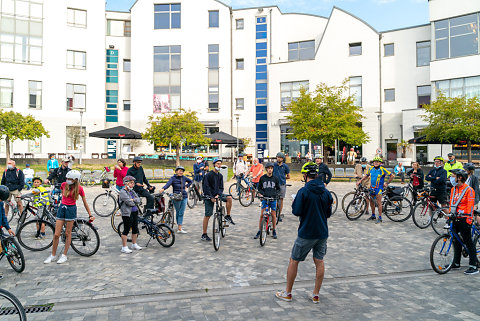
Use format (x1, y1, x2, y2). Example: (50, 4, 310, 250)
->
(1, 0, 480, 162)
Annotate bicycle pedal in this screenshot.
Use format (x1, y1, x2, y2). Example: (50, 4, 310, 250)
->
(223, 224, 229, 227)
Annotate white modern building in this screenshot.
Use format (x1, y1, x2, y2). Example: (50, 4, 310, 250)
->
(1, 0, 480, 163)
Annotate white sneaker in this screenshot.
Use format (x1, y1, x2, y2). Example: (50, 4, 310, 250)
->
(121, 247, 132, 254)
(57, 254, 68, 264)
(44, 255, 56, 264)
(131, 243, 142, 250)
(177, 229, 187, 234)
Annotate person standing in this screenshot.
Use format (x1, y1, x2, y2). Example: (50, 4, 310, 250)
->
(394, 162, 406, 183)
(354, 157, 370, 186)
(314, 156, 332, 186)
(126, 157, 154, 210)
(407, 161, 424, 204)
(254, 162, 280, 240)
(275, 163, 332, 304)
(346, 148, 357, 165)
(193, 155, 208, 193)
(426, 156, 448, 207)
(118, 176, 142, 253)
(45, 158, 71, 185)
(464, 163, 479, 209)
(444, 153, 463, 178)
(233, 154, 248, 196)
(273, 152, 290, 222)
(113, 159, 128, 190)
(1, 160, 25, 218)
(47, 154, 59, 174)
(247, 158, 264, 200)
(159, 166, 192, 233)
(23, 164, 35, 190)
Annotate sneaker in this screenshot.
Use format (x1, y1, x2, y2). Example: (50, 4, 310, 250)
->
(201, 234, 212, 241)
(367, 216, 376, 221)
(451, 263, 461, 269)
(311, 293, 320, 304)
(131, 243, 142, 250)
(177, 229, 188, 234)
(443, 223, 450, 229)
(253, 230, 261, 239)
(57, 254, 68, 264)
(121, 247, 132, 254)
(275, 290, 292, 302)
(225, 215, 236, 225)
(272, 230, 277, 239)
(375, 217, 383, 224)
(464, 267, 479, 275)
(44, 255, 56, 264)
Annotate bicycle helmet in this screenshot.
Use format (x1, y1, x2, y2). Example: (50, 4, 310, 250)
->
(32, 176, 43, 183)
(433, 156, 444, 162)
(314, 155, 323, 160)
(264, 162, 274, 169)
(123, 175, 136, 183)
(301, 162, 318, 174)
(133, 156, 143, 162)
(451, 168, 468, 180)
(0, 185, 9, 201)
(212, 158, 222, 165)
(175, 166, 185, 172)
(373, 156, 383, 162)
(276, 152, 285, 160)
(66, 170, 81, 180)
(447, 153, 454, 157)
(464, 163, 475, 171)
(196, 155, 203, 160)
(360, 157, 367, 162)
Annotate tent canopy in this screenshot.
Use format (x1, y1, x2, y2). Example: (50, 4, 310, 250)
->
(206, 131, 243, 145)
(89, 126, 142, 140)
(408, 135, 478, 145)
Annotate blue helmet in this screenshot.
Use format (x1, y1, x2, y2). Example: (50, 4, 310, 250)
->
(212, 158, 222, 165)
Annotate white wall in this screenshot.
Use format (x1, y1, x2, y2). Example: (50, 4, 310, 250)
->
(429, 0, 480, 22)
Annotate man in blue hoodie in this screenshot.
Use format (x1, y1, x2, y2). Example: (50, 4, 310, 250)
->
(276, 162, 332, 304)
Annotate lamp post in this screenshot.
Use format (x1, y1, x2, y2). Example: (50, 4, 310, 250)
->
(234, 114, 240, 157)
(79, 111, 84, 165)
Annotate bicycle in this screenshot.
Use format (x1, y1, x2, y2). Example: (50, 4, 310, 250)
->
(185, 173, 203, 209)
(211, 197, 228, 251)
(238, 177, 259, 207)
(328, 190, 338, 215)
(0, 232, 25, 273)
(4, 196, 22, 224)
(258, 197, 277, 247)
(93, 185, 119, 217)
(342, 183, 367, 215)
(0, 288, 27, 320)
(411, 186, 442, 229)
(228, 174, 250, 200)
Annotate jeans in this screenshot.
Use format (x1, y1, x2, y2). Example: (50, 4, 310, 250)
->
(25, 178, 33, 190)
(173, 198, 187, 225)
(396, 172, 405, 183)
(236, 175, 249, 195)
(453, 218, 478, 267)
(135, 187, 154, 210)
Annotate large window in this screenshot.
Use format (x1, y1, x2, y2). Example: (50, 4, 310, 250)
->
(417, 85, 431, 108)
(349, 42, 362, 56)
(66, 126, 86, 152)
(349, 77, 362, 107)
(209, 10, 219, 28)
(385, 88, 395, 102)
(28, 80, 41, 109)
(153, 45, 181, 111)
(107, 20, 131, 37)
(67, 8, 87, 28)
(280, 81, 309, 111)
(66, 84, 86, 111)
(434, 13, 479, 60)
(236, 19, 244, 30)
(288, 40, 315, 61)
(416, 41, 430, 66)
(281, 125, 309, 156)
(435, 76, 480, 99)
(208, 44, 219, 112)
(0, 79, 13, 108)
(384, 43, 394, 57)
(154, 4, 180, 29)
(67, 50, 86, 69)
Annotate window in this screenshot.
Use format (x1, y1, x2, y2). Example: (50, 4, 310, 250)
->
(124, 21, 131, 37)
(416, 41, 430, 66)
(434, 13, 480, 60)
(236, 19, 244, 30)
(106, 49, 118, 83)
(385, 88, 395, 102)
(236, 98, 244, 110)
(154, 3, 181, 29)
(107, 20, 125, 36)
(66, 84, 86, 111)
(236, 58, 244, 70)
(204, 127, 219, 135)
(124, 100, 131, 111)
(384, 43, 394, 57)
(208, 44, 219, 112)
(417, 85, 431, 108)
(435, 76, 480, 99)
(28, 80, 42, 109)
(67, 8, 87, 28)
(106, 90, 118, 122)
(28, 139, 41, 153)
(66, 126, 86, 153)
(209, 10, 219, 28)
(288, 40, 315, 61)
(0, 79, 13, 108)
(349, 42, 362, 56)
(67, 50, 86, 69)
(349, 77, 362, 107)
(280, 81, 309, 111)
(153, 45, 181, 111)
(123, 59, 131, 72)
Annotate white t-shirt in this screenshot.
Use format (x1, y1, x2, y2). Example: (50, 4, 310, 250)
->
(24, 168, 35, 179)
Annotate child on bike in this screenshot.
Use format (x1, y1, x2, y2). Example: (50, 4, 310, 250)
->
(254, 162, 280, 240)
(119, 176, 142, 253)
(31, 177, 49, 238)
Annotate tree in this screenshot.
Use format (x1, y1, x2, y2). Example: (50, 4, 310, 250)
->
(286, 81, 369, 161)
(421, 93, 480, 162)
(396, 139, 412, 158)
(66, 126, 85, 151)
(143, 109, 210, 166)
(0, 110, 49, 164)
(239, 137, 252, 154)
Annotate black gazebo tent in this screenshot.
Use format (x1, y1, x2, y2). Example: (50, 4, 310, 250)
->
(89, 126, 142, 158)
(205, 131, 243, 146)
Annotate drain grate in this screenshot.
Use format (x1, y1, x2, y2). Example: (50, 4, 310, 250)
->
(24, 304, 54, 314)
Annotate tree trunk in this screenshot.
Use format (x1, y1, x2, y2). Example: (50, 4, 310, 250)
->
(322, 141, 327, 164)
(175, 145, 180, 166)
(467, 139, 472, 163)
(5, 136, 11, 165)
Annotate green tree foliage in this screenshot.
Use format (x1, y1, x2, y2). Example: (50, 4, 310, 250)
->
(143, 109, 210, 165)
(0, 110, 49, 164)
(286, 81, 369, 159)
(421, 92, 480, 162)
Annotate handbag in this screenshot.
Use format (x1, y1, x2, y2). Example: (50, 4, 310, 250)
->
(172, 176, 185, 201)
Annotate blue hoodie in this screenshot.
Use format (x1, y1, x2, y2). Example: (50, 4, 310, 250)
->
(292, 179, 332, 239)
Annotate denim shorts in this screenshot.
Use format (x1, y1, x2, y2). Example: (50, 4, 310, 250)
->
(56, 204, 77, 221)
(204, 194, 229, 217)
(261, 199, 277, 211)
(291, 237, 327, 261)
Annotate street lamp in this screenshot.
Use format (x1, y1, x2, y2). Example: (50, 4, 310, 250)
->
(234, 114, 240, 157)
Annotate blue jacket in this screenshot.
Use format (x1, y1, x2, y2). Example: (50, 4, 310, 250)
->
(203, 170, 223, 198)
(47, 158, 59, 172)
(426, 167, 447, 191)
(273, 162, 290, 186)
(162, 175, 192, 199)
(292, 179, 332, 239)
(0, 201, 11, 231)
(193, 161, 208, 182)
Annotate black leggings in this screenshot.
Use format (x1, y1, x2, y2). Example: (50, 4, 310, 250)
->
(453, 218, 478, 267)
(122, 211, 139, 236)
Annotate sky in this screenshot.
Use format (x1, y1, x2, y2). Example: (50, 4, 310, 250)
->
(105, 0, 430, 32)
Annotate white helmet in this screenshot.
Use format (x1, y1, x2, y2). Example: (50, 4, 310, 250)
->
(66, 170, 81, 180)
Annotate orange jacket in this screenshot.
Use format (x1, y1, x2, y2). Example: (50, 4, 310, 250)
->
(248, 164, 264, 183)
(449, 183, 475, 224)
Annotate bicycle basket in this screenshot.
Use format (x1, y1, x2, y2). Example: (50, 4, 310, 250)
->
(387, 186, 404, 200)
(155, 195, 166, 212)
(101, 179, 111, 189)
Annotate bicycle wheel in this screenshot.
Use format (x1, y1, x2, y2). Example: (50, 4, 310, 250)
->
(229, 183, 239, 200)
(330, 191, 338, 215)
(0, 288, 27, 321)
(474, 234, 480, 264)
(212, 212, 221, 251)
(220, 206, 227, 238)
(92, 193, 117, 217)
(345, 197, 367, 221)
(239, 187, 254, 207)
(430, 234, 455, 274)
(16, 219, 54, 251)
(187, 188, 197, 209)
(111, 210, 123, 234)
(4, 238, 25, 273)
(70, 220, 100, 257)
(342, 191, 356, 214)
(412, 201, 432, 229)
(156, 223, 175, 247)
(384, 197, 413, 222)
(260, 217, 267, 247)
(431, 210, 449, 235)
(160, 211, 174, 229)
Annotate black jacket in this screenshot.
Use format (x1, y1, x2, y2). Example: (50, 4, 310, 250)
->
(1, 168, 25, 192)
(47, 165, 70, 184)
(426, 167, 447, 191)
(202, 170, 223, 198)
(317, 163, 332, 184)
(258, 174, 280, 198)
(407, 168, 424, 189)
(126, 166, 150, 191)
(467, 175, 480, 204)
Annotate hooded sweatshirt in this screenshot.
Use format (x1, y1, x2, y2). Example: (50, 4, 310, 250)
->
(292, 179, 333, 239)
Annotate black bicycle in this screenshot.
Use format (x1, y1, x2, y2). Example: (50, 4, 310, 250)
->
(0, 232, 25, 273)
(212, 198, 227, 251)
(186, 173, 203, 209)
(0, 288, 27, 320)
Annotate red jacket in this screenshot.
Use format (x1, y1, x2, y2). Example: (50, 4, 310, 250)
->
(114, 167, 129, 187)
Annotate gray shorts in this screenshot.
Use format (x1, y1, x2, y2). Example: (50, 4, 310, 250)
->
(279, 185, 286, 199)
(291, 237, 327, 261)
(204, 194, 230, 217)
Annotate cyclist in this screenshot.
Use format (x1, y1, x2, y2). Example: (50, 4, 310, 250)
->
(275, 162, 332, 304)
(113, 158, 128, 190)
(126, 156, 155, 210)
(118, 175, 142, 253)
(233, 154, 249, 197)
(31, 177, 49, 239)
(1, 160, 25, 218)
(444, 153, 463, 178)
(448, 169, 478, 275)
(201, 158, 234, 242)
(254, 162, 280, 240)
(425, 156, 448, 207)
(247, 158, 264, 200)
(314, 155, 332, 186)
(44, 170, 95, 264)
(464, 163, 479, 209)
(357, 156, 394, 224)
(45, 158, 70, 185)
(0, 185, 15, 237)
(273, 152, 290, 222)
(193, 155, 208, 194)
